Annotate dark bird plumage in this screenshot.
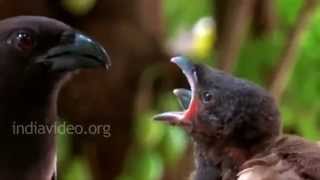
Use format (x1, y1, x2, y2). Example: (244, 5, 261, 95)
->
(0, 16, 110, 180)
(154, 57, 320, 180)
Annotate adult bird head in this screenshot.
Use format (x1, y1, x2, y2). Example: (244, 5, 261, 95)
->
(154, 57, 280, 147)
(0, 16, 110, 180)
(0, 16, 110, 93)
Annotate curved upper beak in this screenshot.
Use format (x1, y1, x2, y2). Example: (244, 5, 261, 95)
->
(40, 32, 111, 72)
(153, 56, 198, 126)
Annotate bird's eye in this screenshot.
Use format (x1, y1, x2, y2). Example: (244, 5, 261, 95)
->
(7, 31, 35, 52)
(202, 91, 213, 103)
(15, 32, 34, 50)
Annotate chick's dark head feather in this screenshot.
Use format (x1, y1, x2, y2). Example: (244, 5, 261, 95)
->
(154, 57, 280, 147)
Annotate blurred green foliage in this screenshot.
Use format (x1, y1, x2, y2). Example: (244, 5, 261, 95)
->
(63, 157, 92, 180)
(237, 0, 320, 139)
(122, 149, 164, 180)
(135, 111, 166, 149)
(58, 123, 93, 180)
(61, 0, 97, 16)
(117, 94, 188, 180)
(165, 0, 211, 37)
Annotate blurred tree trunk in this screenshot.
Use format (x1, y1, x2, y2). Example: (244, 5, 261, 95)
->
(214, 0, 276, 72)
(252, 0, 276, 36)
(215, 0, 256, 72)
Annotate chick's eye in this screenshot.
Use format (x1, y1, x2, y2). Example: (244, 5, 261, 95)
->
(202, 91, 213, 103)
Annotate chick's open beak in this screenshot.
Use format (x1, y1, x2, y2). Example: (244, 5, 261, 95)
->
(153, 56, 199, 126)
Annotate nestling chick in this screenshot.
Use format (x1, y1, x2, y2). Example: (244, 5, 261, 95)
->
(154, 57, 320, 180)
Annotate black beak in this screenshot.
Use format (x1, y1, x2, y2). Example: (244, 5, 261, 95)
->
(153, 56, 198, 125)
(40, 32, 111, 72)
(171, 56, 198, 93)
(173, 88, 192, 110)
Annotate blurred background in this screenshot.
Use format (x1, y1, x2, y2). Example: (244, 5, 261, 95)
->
(1, 0, 320, 179)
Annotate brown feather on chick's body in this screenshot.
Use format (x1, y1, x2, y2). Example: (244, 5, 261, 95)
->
(154, 57, 320, 180)
(0, 16, 110, 180)
(238, 135, 320, 180)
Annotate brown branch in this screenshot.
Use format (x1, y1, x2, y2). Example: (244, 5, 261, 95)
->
(252, 0, 277, 36)
(215, 0, 256, 72)
(268, 0, 319, 103)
